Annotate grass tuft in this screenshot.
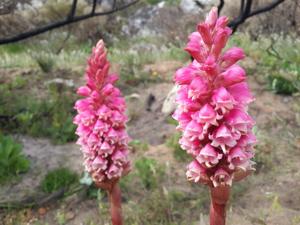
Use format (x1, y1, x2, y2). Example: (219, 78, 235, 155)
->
(0, 134, 30, 184)
(41, 168, 78, 193)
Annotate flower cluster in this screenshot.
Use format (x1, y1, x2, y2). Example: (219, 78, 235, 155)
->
(74, 40, 130, 183)
(173, 7, 256, 187)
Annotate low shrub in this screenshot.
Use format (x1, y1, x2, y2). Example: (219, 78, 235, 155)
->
(41, 168, 78, 193)
(0, 134, 30, 183)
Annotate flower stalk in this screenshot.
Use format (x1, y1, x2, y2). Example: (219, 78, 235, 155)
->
(74, 40, 130, 225)
(108, 182, 123, 225)
(173, 7, 257, 225)
(209, 185, 230, 225)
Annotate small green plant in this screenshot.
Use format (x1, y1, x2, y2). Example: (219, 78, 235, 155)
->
(32, 53, 55, 73)
(0, 80, 77, 144)
(0, 134, 30, 183)
(268, 75, 299, 95)
(55, 211, 66, 225)
(41, 168, 78, 193)
(135, 157, 164, 189)
(166, 132, 191, 162)
(129, 140, 149, 152)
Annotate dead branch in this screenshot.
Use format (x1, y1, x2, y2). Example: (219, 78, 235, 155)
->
(0, 0, 139, 45)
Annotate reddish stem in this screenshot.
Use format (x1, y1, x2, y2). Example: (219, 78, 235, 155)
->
(107, 182, 123, 225)
(209, 186, 230, 225)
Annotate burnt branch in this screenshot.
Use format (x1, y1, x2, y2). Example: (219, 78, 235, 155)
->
(218, 0, 224, 14)
(218, 0, 285, 33)
(0, 0, 139, 45)
(68, 0, 78, 19)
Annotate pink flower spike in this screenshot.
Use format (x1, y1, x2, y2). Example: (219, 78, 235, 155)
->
(211, 168, 232, 187)
(186, 160, 207, 183)
(173, 7, 256, 194)
(74, 39, 131, 185)
(221, 47, 245, 68)
(196, 144, 223, 168)
(211, 87, 236, 114)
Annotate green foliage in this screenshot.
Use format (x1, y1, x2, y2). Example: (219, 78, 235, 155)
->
(32, 53, 55, 73)
(229, 34, 300, 95)
(0, 134, 30, 183)
(41, 168, 78, 193)
(135, 157, 165, 189)
(166, 132, 191, 162)
(0, 80, 76, 144)
(268, 75, 299, 95)
(144, 0, 161, 5)
(0, 43, 26, 54)
(129, 139, 149, 152)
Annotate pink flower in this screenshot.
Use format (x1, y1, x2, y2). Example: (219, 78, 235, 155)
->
(211, 168, 232, 187)
(185, 32, 209, 63)
(224, 108, 255, 134)
(196, 144, 223, 168)
(173, 7, 256, 187)
(192, 103, 222, 131)
(179, 136, 202, 156)
(227, 146, 252, 171)
(186, 160, 208, 183)
(188, 76, 210, 100)
(212, 87, 236, 114)
(221, 47, 245, 68)
(184, 120, 205, 141)
(209, 124, 238, 153)
(74, 40, 130, 183)
(237, 133, 257, 153)
(216, 65, 246, 87)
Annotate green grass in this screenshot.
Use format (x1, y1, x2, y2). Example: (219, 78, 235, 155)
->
(135, 157, 165, 190)
(129, 139, 149, 152)
(41, 168, 78, 193)
(0, 134, 30, 184)
(0, 77, 77, 144)
(229, 33, 300, 95)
